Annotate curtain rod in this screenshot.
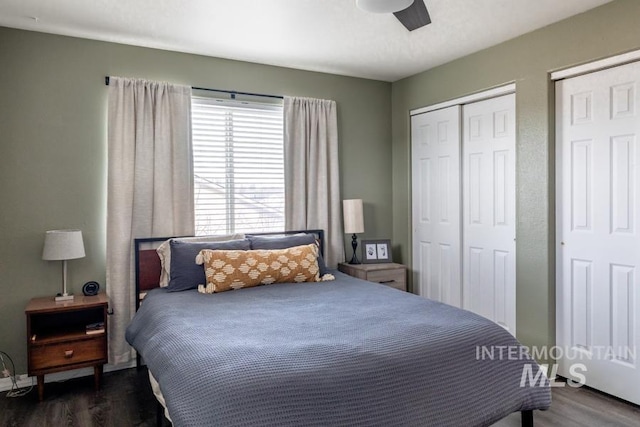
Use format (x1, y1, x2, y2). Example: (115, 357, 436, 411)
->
(104, 76, 283, 100)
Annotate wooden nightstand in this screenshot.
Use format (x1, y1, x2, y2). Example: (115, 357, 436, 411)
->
(25, 293, 108, 401)
(338, 263, 407, 291)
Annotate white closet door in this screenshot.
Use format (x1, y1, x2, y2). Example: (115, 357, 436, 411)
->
(557, 61, 640, 405)
(462, 94, 516, 334)
(411, 106, 462, 307)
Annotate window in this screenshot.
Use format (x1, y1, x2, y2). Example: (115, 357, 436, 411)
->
(191, 96, 284, 235)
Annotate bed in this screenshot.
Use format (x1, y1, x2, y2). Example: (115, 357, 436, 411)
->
(125, 230, 550, 426)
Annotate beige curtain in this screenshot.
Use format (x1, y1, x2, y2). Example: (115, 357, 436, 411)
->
(107, 77, 194, 364)
(284, 97, 344, 268)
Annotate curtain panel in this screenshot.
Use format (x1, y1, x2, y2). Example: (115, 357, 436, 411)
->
(284, 96, 344, 268)
(106, 77, 194, 364)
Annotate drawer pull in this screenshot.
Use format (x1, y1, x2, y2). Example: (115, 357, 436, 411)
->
(379, 280, 395, 284)
(64, 350, 74, 358)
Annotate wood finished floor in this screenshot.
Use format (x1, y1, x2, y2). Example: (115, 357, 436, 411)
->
(1, 368, 639, 426)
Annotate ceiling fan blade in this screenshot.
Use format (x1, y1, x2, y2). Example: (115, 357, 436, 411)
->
(394, 0, 431, 31)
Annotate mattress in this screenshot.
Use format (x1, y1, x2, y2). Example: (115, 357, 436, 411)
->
(126, 271, 550, 426)
(148, 370, 172, 422)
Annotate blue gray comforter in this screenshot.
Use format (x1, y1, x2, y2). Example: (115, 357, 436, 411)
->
(126, 272, 550, 426)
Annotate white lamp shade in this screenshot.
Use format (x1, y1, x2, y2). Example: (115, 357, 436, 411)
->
(343, 199, 365, 234)
(42, 229, 86, 261)
(356, 0, 414, 14)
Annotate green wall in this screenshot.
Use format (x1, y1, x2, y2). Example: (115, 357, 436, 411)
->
(391, 0, 640, 353)
(0, 27, 391, 374)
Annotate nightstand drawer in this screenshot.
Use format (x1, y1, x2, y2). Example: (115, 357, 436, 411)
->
(367, 268, 405, 285)
(338, 262, 407, 292)
(30, 337, 106, 371)
(379, 280, 406, 291)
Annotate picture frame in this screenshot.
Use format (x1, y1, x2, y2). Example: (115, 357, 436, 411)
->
(361, 239, 392, 264)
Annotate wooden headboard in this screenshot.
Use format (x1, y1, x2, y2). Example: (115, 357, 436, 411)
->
(134, 230, 325, 310)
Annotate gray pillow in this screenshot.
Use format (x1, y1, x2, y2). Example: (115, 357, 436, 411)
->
(167, 238, 251, 292)
(248, 234, 329, 276)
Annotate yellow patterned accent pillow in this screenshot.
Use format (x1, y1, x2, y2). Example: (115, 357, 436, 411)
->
(196, 244, 320, 293)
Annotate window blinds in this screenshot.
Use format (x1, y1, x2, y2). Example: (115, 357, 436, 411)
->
(191, 96, 285, 235)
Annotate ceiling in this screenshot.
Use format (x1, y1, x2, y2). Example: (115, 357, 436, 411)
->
(0, 0, 612, 82)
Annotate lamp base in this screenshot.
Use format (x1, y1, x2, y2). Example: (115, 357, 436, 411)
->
(349, 233, 361, 265)
(55, 294, 74, 302)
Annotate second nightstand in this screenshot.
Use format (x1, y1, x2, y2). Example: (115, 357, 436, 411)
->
(25, 293, 108, 401)
(338, 262, 407, 291)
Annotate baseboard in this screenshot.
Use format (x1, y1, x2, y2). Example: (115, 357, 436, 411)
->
(0, 360, 136, 393)
(0, 373, 32, 392)
(539, 364, 549, 378)
(539, 364, 558, 381)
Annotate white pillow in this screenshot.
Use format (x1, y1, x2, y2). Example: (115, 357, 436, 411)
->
(156, 233, 245, 287)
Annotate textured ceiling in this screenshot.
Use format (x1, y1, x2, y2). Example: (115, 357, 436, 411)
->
(0, 0, 612, 82)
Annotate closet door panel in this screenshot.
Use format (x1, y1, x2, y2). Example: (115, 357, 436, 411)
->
(462, 94, 516, 335)
(556, 61, 640, 405)
(411, 106, 461, 307)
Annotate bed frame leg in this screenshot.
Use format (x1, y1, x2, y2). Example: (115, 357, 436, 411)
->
(521, 410, 533, 427)
(156, 401, 167, 426)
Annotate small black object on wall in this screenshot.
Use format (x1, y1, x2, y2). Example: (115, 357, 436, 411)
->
(82, 281, 100, 296)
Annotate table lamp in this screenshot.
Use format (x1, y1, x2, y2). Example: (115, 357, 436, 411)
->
(343, 199, 364, 264)
(42, 229, 85, 302)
